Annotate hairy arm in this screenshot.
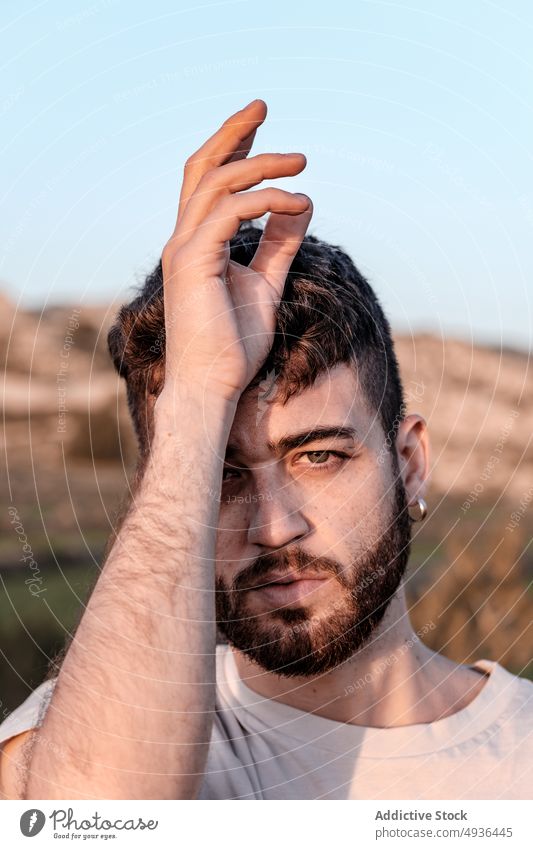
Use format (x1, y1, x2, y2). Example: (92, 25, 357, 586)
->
(23, 388, 236, 799)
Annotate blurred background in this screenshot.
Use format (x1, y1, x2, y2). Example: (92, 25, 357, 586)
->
(1, 0, 532, 713)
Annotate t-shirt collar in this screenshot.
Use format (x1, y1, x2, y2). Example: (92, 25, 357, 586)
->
(217, 646, 519, 757)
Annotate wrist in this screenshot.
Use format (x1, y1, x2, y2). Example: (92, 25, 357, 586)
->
(153, 382, 238, 437)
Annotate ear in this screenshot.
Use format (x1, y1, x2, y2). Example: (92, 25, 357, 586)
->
(394, 414, 430, 506)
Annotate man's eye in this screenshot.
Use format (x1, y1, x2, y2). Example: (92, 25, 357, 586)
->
(223, 452, 348, 480)
(298, 450, 347, 469)
(306, 450, 331, 464)
(222, 465, 242, 481)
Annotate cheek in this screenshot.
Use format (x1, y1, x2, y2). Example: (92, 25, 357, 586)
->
(217, 502, 249, 535)
(214, 534, 239, 592)
(215, 507, 249, 565)
(314, 467, 387, 541)
(215, 528, 234, 563)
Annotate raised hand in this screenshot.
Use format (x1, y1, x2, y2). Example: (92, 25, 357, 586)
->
(158, 99, 313, 405)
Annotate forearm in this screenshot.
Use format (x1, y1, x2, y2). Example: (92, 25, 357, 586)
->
(24, 388, 236, 800)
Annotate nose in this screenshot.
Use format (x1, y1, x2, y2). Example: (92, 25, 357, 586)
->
(246, 480, 312, 550)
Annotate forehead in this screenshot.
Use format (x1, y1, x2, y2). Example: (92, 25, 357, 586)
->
(227, 363, 373, 460)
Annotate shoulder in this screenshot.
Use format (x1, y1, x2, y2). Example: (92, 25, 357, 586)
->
(0, 729, 35, 799)
(0, 677, 58, 797)
(476, 660, 533, 739)
(484, 660, 533, 698)
(0, 677, 57, 747)
(505, 666, 533, 713)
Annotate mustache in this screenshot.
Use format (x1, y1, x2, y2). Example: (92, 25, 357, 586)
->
(233, 547, 349, 593)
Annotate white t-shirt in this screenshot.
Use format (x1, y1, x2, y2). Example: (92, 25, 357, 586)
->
(1, 644, 531, 799)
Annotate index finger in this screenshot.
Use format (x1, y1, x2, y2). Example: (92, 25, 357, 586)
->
(177, 99, 267, 226)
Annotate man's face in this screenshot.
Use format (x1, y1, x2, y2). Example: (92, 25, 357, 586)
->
(214, 363, 412, 677)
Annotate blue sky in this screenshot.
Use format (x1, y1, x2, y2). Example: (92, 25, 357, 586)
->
(1, 0, 532, 348)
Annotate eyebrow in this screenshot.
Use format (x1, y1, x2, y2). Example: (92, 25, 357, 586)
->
(225, 425, 360, 459)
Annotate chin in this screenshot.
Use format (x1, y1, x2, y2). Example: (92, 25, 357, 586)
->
(220, 601, 383, 678)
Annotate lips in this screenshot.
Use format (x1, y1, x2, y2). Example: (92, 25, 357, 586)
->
(247, 571, 330, 607)
(255, 571, 327, 588)
(250, 574, 328, 609)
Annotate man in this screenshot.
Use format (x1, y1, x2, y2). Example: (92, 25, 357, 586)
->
(1, 99, 531, 800)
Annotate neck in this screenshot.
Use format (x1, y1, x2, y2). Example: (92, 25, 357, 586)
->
(231, 585, 488, 727)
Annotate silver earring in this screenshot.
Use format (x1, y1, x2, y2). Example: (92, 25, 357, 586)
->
(408, 496, 428, 522)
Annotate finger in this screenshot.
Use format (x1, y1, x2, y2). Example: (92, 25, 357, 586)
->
(180, 190, 311, 268)
(231, 127, 258, 163)
(248, 200, 314, 292)
(176, 152, 307, 242)
(177, 99, 267, 225)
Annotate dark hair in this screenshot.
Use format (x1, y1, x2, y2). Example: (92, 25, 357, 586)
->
(108, 223, 405, 467)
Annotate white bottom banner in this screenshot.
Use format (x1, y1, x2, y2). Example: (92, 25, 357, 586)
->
(1, 799, 530, 848)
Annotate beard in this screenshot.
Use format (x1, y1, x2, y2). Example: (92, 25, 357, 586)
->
(215, 472, 412, 678)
